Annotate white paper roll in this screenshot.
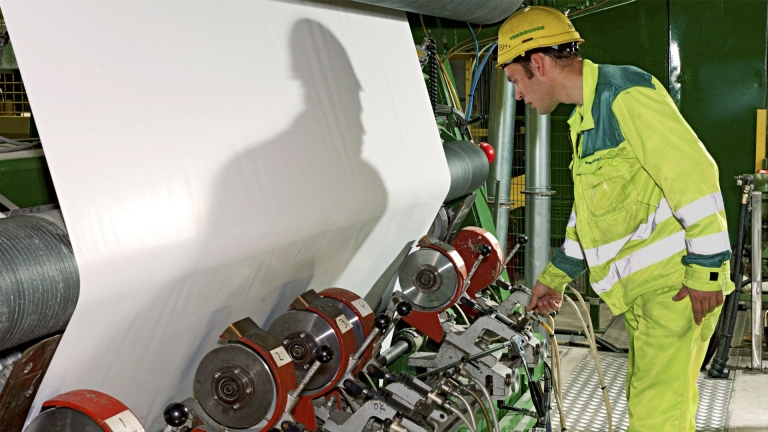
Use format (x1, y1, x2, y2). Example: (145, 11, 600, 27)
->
(1, 0, 449, 428)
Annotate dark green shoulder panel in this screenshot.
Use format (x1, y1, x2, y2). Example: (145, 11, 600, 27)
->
(581, 65, 655, 158)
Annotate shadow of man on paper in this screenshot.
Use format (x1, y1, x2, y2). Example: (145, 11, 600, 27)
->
(200, 18, 388, 325)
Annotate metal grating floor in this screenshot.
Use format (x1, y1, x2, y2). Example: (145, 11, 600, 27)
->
(551, 311, 750, 431)
(551, 353, 733, 431)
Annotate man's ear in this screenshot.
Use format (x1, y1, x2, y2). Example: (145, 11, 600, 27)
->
(529, 52, 547, 78)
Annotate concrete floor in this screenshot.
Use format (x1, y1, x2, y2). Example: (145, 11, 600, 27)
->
(552, 301, 768, 431)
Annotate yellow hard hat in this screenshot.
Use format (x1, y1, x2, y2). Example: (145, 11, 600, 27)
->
(496, 6, 583, 68)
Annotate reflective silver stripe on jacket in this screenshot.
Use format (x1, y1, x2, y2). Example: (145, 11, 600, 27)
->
(583, 198, 674, 266)
(685, 231, 730, 255)
(674, 192, 725, 229)
(591, 230, 686, 294)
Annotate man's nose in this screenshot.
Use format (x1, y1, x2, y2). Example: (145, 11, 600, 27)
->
(515, 88, 524, 101)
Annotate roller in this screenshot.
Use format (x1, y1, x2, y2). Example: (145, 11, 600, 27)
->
(443, 140, 490, 202)
(0, 210, 79, 351)
(350, 0, 524, 24)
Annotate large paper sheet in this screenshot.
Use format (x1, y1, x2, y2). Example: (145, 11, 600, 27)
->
(1, 1, 448, 428)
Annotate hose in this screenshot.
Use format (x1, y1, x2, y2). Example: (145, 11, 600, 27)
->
(445, 402, 477, 432)
(450, 392, 478, 432)
(708, 184, 751, 374)
(565, 288, 613, 432)
(541, 320, 566, 431)
(467, 374, 500, 432)
(464, 388, 494, 432)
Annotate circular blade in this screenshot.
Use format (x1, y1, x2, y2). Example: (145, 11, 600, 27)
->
(324, 297, 365, 352)
(26, 407, 102, 432)
(398, 248, 459, 312)
(194, 343, 276, 429)
(267, 309, 342, 394)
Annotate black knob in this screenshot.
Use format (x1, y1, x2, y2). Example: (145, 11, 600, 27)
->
(374, 313, 391, 331)
(366, 363, 389, 380)
(163, 402, 189, 427)
(316, 345, 334, 364)
(343, 378, 365, 396)
(516, 234, 528, 245)
(396, 301, 412, 317)
(478, 244, 492, 256)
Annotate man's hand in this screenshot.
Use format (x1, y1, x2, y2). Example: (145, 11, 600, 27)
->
(672, 286, 724, 325)
(527, 281, 564, 315)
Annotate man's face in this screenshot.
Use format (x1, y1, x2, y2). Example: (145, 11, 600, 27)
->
(503, 59, 559, 115)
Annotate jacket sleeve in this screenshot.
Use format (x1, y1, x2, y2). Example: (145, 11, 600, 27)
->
(537, 208, 587, 294)
(612, 80, 733, 293)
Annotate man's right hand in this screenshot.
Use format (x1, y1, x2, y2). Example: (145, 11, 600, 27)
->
(527, 281, 564, 315)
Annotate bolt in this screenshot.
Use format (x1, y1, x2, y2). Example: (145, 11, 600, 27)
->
(213, 395, 218, 400)
(283, 340, 289, 345)
(234, 369, 240, 374)
(304, 364, 310, 370)
(23, 363, 32, 373)
(246, 388, 252, 394)
(505, 374, 512, 387)
(233, 403, 240, 410)
(300, 333, 306, 338)
(215, 372, 221, 378)
(24, 387, 34, 397)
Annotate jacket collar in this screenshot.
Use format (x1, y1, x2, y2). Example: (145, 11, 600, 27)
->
(567, 59, 598, 133)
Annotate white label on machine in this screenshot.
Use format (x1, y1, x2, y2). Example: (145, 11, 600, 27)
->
(351, 298, 373, 317)
(270, 346, 292, 368)
(336, 315, 352, 333)
(104, 410, 145, 432)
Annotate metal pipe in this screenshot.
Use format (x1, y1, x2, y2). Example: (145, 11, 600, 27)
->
(487, 69, 516, 254)
(466, 374, 500, 432)
(445, 403, 476, 432)
(751, 191, 763, 370)
(377, 340, 410, 366)
(349, 0, 523, 25)
(450, 392, 478, 432)
(464, 388, 494, 432)
(523, 107, 552, 288)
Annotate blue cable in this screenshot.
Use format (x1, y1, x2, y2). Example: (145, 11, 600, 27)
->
(465, 42, 497, 121)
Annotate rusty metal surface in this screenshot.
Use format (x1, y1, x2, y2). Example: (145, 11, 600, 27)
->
(0, 333, 62, 432)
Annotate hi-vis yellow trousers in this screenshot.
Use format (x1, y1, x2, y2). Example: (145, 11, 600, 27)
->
(623, 285, 722, 432)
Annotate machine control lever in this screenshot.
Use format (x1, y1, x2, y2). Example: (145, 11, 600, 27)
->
(501, 234, 528, 270)
(276, 345, 333, 428)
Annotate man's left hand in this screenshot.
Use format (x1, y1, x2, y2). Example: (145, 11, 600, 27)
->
(672, 286, 724, 325)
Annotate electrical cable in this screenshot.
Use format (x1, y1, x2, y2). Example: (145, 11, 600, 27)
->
(452, 304, 470, 325)
(564, 288, 613, 432)
(445, 402, 477, 432)
(467, 374, 500, 432)
(0, 142, 40, 153)
(0, 135, 39, 146)
(450, 392, 478, 432)
(465, 43, 497, 120)
(464, 388, 493, 432)
(362, 371, 378, 390)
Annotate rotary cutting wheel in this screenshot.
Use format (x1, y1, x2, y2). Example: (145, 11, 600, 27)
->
(398, 248, 460, 312)
(194, 343, 277, 429)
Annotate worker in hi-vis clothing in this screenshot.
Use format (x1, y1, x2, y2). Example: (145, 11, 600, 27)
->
(497, 6, 733, 431)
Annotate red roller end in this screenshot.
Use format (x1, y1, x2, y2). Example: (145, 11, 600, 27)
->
(479, 142, 495, 164)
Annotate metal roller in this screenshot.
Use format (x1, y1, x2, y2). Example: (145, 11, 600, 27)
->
(267, 310, 342, 394)
(194, 343, 277, 429)
(443, 141, 490, 202)
(0, 210, 79, 351)
(399, 248, 460, 312)
(350, 0, 523, 24)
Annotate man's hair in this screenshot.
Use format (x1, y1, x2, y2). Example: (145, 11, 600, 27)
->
(511, 47, 581, 79)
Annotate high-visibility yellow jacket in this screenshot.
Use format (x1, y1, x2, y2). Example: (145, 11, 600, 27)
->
(537, 59, 734, 315)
